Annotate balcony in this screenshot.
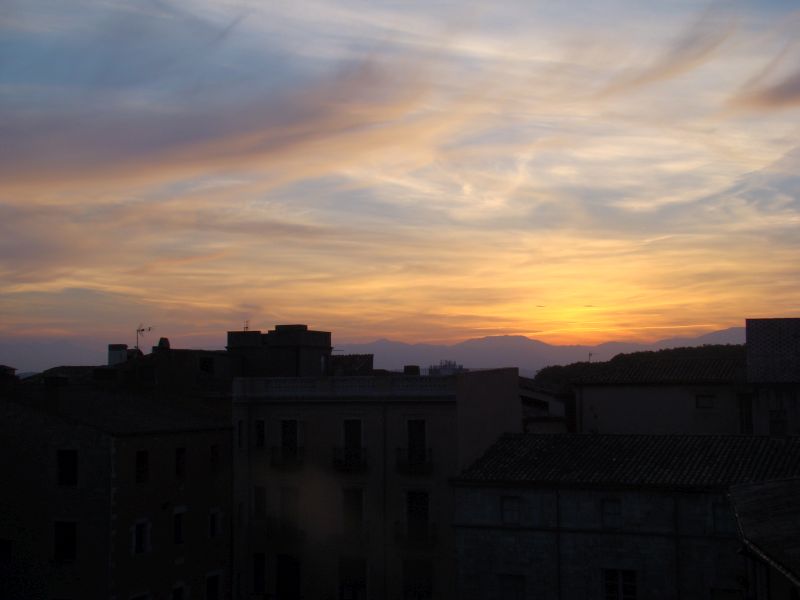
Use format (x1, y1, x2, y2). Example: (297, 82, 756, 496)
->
(333, 447, 368, 472)
(270, 446, 305, 469)
(334, 521, 370, 546)
(395, 520, 437, 548)
(396, 447, 433, 475)
(270, 518, 306, 545)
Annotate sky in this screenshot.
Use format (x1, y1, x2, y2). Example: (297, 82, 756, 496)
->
(1, 0, 799, 369)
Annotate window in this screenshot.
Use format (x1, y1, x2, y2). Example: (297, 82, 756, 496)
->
(602, 498, 622, 529)
(173, 510, 185, 544)
(209, 509, 221, 538)
(281, 419, 300, 457)
(770, 409, 788, 436)
(603, 569, 636, 600)
(210, 444, 220, 468)
(256, 420, 265, 449)
(237, 420, 243, 449)
(206, 573, 220, 600)
(135, 450, 149, 484)
(57, 449, 78, 486)
(172, 585, 186, 600)
(175, 447, 186, 480)
(342, 488, 364, 532)
(280, 487, 299, 529)
(253, 552, 266, 594)
(133, 520, 150, 555)
(501, 496, 521, 525)
(53, 521, 76, 562)
(339, 557, 367, 600)
(406, 491, 430, 541)
(253, 486, 266, 519)
(408, 419, 427, 465)
(712, 502, 736, 534)
(238, 501, 244, 528)
(403, 559, 433, 600)
(498, 574, 525, 600)
(199, 356, 214, 374)
(695, 394, 715, 409)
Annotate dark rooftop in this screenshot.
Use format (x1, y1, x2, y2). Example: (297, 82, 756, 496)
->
(535, 344, 746, 386)
(458, 433, 800, 490)
(730, 478, 800, 587)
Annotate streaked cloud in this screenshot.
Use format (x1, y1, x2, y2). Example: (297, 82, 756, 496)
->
(1, 0, 800, 369)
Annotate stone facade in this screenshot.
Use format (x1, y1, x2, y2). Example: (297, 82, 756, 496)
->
(455, 486, 742, 600)
(233, 368, 521, 600)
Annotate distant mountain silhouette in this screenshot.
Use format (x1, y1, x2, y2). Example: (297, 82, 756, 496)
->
(337, 327, 746, 376)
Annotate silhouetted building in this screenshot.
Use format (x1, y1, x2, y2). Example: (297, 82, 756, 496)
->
(0, 380, 232, 600)
(519, 377, 569, 433)
(730, 478, 800, 599)
(233, 367, 521, 600)
(454, 434, 800, 600)
(746, 318, 800, 437)
(227, 324, 332, 377)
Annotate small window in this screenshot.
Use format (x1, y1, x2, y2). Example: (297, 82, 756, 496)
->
(209, 510, 220, 538)
(501, 496, 521, 525)
(135, 450, 149, 484)
(133, 521, 150, 555)
(206, 574, 220, 600)
(695, 394, 715, 409)
(53, 521, 76, 562)
(254, 486, 266, 519)
(712, 502, 735, 534)
(253, 552, 266, 594)
(210, 444, 220, 467)
(238, 501, 244, 528)
(602, 498, 622, 529)
(172, 585, 185, 600)
(199, 356, 214, 374)
(57, 449, 78, 486)
(256, 420, 265, 449)
(603, 569, 636, 600)
(498, 574, 525, 600)
(175, 447, 186, 480)
(237, 421, 243, 449)
(173, 511, 184, 545)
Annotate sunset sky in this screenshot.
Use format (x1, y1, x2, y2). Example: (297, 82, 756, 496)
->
(1, 0, 799, 369)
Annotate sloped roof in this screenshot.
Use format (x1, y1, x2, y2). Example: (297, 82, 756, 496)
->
(730, 478, 800, 587)
(458, 434, 800, 490)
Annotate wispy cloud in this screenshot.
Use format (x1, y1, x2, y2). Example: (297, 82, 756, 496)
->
(1, 0, 800, 364)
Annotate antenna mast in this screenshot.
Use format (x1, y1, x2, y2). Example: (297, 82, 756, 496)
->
(136, 324, 153, 350)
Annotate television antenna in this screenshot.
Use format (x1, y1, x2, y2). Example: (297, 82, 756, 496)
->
(136, 324, 153, 350)
(244, 320, 249, 332)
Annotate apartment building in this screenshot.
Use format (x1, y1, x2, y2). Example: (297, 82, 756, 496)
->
(0, 373, 232, 600)
(233, 367, 521, 600)
(454, 433, 800, 600)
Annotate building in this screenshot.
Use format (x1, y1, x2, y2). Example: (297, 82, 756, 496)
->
(233, 366, 521, 600)
(453, 433, 800, 600)
(730, 478, 800, 599)
(531, 318, 800, 436)
(746, 319, 800, 436)
(0, 373, 233, 600)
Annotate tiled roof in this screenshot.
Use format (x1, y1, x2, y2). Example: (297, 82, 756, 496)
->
(458, 434, 800, 490)
(730, 478, 800, 586)
(573, 357, 745, 385)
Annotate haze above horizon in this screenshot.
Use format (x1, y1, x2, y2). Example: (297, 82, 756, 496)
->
(1, 1, 799, 359)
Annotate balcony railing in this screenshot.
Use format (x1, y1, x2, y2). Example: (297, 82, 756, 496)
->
(333, 447, 368, 472)
(335, 520, 370, 545)
(396, 447, 433, 475)
(270, 518, 306, 545)
(270, 446, 305, 469)
(395, 520, 437, 548)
